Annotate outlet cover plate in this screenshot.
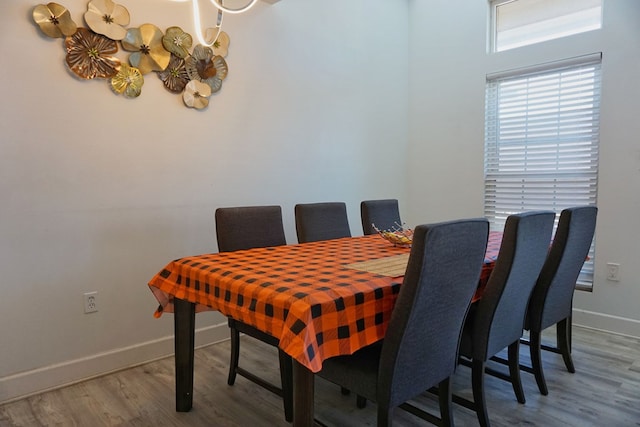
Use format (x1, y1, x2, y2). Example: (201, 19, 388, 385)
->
(84, 291, 98, 313)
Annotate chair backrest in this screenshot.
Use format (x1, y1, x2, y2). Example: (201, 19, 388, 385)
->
(360, 199, 402, 235)
(215, 205, 287, 252)
(378, 218, 490, 408)
(471, 211, 555, 360)
(528, 206, 598, 332)
(294, 202, 351, 243)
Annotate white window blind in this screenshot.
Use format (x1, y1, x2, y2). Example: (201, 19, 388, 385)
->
(484, 54, 601, 288)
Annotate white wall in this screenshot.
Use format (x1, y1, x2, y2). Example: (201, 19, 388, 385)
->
(3, 0, 638, 404)
(0, 0, 409, 402)
(407, 0, 640, 335)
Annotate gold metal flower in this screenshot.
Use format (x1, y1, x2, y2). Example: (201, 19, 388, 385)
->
(33, 2, 77, 38)
(185, 45, 228, 93)
(84, 0, 130, 41)
(111, 64, 144, 98)
(213, 31, 230, 57)
(65, 27, 120, 79)
(122, 24, 171, 74)
(162, 26, 193, 59)
(158, 54, 190, 94)
(183, 80, 212, 109)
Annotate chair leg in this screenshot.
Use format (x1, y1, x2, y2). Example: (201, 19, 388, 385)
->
(357, 395, 367, 408)
(227, 325, 240, 386)
(529, 330, 549, 395)
(341, 387, 368, 409)
(507, 341, 526, 404)
(377, 405, 392, 427)
(438, 377, 453, 427)
(278, 349, 293, 422)
(557, 318, 575, 373)
(472, 359, 491, 427)
(568, 314, 572, 351)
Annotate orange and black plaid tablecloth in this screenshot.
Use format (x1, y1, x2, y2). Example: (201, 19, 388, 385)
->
(149, 232, 502, 373)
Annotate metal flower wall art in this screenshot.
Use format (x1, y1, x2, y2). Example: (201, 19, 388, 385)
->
(32, 0, 230, 110)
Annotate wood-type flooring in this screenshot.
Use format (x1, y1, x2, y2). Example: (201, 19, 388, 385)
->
(1, 325, 639, 426)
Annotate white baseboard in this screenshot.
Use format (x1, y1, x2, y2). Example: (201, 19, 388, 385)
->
(4, 310, 637, 405)
(573, 308, 640, 338)
(0, 323, 229, 405)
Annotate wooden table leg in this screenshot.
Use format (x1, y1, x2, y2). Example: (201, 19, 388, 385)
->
(174, 298, 195, 412)
(293, 360, 315, 427)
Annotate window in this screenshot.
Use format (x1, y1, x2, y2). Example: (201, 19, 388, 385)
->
(484, 54, 601, 288)
(490, 0, 602, 52)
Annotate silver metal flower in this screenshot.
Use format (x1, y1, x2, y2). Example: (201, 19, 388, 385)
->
(185, 44, 228, 93)
(183, 80, 212, 109)
(212, 31, 230, 57)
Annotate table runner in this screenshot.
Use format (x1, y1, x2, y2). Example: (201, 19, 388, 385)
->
(345, 253, 410, 277)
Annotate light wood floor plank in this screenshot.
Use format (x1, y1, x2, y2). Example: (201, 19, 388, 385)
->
(1, 326, 639, 426)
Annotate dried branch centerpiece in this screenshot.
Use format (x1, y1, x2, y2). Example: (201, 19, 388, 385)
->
(373, 223, 413, 248)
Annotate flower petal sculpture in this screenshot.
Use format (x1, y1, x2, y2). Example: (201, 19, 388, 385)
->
(84, 0, 130, 41)
(32, 0, 234, 109)
(33, 2, 77, 38)
(111, 64, 144, 98)
(212, 31, 230, 57)
(65, 27, 120, 79)
(122, 24, 171, 74)
(185, 44, 228, 93)
(163, 26, 193, 59)
(183, 80, 211, 109)
(158, 54, 190, 94)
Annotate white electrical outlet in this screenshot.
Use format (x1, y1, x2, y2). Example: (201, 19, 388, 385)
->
(84, 291, 98, 313)
(606, 263, 620, 282)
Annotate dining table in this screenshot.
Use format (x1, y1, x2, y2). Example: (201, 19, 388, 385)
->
(148, 231, 502, 426)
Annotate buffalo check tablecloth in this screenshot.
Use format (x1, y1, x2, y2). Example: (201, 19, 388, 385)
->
(149, 232, 502, 373)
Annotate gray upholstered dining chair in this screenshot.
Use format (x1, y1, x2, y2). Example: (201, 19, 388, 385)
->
(360, 199, 402, 235)
(294, 202, 351, 243)
(455, 211, 555, 427)
(294, 201, 367, 403)
(214, 205, 293, 422)
(522, 206, 598, 395)
(317, 218, 490, 427)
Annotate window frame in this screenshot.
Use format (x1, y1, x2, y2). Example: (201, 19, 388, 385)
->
(489, 0, 603, 53)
